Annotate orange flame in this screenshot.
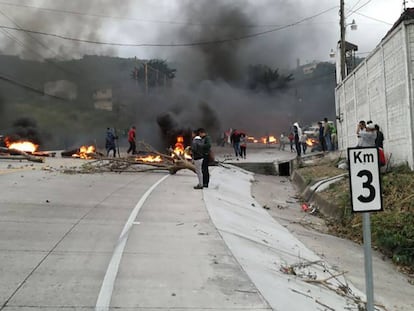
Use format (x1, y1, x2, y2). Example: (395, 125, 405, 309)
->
(306, 138, 317, 147)
(72, 145, 96, 159)
(173, 136, 185, 155)
(268, 135, 277, 144)
(7, 140, 38, 153)
(247, 136, 256, 143)
(260, 135, 277, 144)
(136, 155, 162, 163)
(172, 135, 192, 160)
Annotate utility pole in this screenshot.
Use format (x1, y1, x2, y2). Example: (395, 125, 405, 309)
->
(144, 62, 148, 95)
(340, 0, 346, 81)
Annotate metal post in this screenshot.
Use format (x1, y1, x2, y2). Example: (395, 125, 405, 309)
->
(144, 63, 148, 95)
(340, 0, 346, 81)
(362, 213, 374, 311)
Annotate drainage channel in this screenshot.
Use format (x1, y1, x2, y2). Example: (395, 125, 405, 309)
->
(230, 160, 292, 176)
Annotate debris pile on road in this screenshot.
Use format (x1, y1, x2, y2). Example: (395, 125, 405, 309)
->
(62, 141, 196, 174)
(0, 146, 45, 163)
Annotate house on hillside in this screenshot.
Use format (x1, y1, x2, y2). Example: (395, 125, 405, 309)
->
(335, 8, 414, 169)
(44, 80, 77, 100)
(93, 88, 112, 111)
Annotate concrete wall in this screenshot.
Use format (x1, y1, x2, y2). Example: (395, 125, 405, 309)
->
(335, 21, 414, 169)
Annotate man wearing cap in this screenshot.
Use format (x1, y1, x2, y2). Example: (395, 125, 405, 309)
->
(357, 121, 376, 147)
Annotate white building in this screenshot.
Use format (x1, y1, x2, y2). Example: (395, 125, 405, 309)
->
(335, 9, 414, 169)
(44, 80, 77, 100)
(93, 88, 113, 111)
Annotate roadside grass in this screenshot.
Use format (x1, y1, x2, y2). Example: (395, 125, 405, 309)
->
(297, 161, 414, 274)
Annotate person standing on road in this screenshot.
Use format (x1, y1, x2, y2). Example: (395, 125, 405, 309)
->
(323, 117, 332, 151)
(198, 128, 211, 188)
(288, 132, 295, 152)
(127, 125, 137, 155)
(191, 129, 204, 190)
(279, 133, 286, 151)
(318, 121, 326, 152)
(230, 129, 241, 159)
(300, 132, 308, 155)
(105, 127, 117, 157)
(239, 133, 247, 159)
(293, 122, 302, 157)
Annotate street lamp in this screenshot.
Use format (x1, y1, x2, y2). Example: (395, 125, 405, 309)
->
(339, 0, 357, 82)
(330, 19, 357, 59)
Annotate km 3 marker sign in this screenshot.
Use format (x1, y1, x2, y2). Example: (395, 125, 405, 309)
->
(348, 147, 383, 213)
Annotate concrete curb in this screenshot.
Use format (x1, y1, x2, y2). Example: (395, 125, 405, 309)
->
(291, 170, 345, 220)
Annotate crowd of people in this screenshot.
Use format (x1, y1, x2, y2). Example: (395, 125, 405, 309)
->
(103, 118, 386, 191)
(279, 118, 385, 165)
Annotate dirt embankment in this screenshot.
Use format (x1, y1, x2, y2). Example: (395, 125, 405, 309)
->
(250, 152, 414, 311)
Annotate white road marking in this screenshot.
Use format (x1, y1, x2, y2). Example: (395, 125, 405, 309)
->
(95, 174, 169, 311)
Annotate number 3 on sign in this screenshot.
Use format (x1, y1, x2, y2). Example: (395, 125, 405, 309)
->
(348, 147, 383, 213)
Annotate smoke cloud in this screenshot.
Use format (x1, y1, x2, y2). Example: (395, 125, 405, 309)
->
(0, 1, 337, 150)
(142, 0, 332, 142)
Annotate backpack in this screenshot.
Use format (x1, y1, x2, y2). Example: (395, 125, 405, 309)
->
(378, 148, 386, 167)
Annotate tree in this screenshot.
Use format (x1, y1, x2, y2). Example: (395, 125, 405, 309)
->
(247, 64, 293, 92)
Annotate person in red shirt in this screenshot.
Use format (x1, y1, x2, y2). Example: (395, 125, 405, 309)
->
(127, 125, 137, 155)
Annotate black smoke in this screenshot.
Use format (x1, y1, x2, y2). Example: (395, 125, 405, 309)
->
(146, 1, 312, 140)
(6, 117, 42, 145)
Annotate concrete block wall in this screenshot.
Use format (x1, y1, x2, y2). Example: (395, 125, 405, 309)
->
(335, 22, 414, 169)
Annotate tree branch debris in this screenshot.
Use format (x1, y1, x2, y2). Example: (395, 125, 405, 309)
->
(280, 259, 388, 311)
(61, 141, 196, 174)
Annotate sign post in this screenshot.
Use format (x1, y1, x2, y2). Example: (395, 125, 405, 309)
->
(348, 147, 383, 311)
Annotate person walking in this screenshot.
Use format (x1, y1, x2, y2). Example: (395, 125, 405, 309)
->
(239, 133, 247, 159)
(127, 125, 137, 155)
(105, 127, 117, 157)
(191, 129, 204, 190)
(198, 128, 211, 188)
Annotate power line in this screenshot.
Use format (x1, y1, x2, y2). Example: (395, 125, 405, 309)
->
(0, 28, 44, 61)
(0, 8, 55, 55)
(352, 12, 393, 25)
(0, 1, 334, 29)
(0, 71, 67, 101)
(0, 8, 78, 77)
(346, 0, 373, 18)
(0, 6, 338, 48)
(349, 0, 364, 13)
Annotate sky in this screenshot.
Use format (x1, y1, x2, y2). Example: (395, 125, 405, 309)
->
(0, 0, 407, 69)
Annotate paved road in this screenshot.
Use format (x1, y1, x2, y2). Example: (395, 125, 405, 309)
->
(0, 158, 270, 310)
